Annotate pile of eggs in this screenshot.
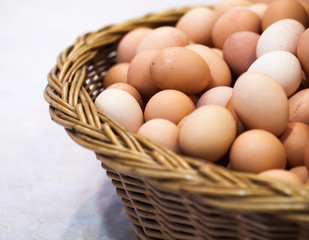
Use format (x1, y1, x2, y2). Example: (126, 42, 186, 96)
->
(94, 0, 309, 185)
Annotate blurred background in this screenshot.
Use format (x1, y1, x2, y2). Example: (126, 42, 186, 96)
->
(0, 0, 218, 239)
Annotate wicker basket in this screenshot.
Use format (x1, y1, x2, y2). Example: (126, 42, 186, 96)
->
(44, 5, 309, 240)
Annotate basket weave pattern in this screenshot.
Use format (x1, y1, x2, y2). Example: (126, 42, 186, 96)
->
(44, 6, 309, 240)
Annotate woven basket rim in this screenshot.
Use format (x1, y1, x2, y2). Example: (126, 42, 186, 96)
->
(44, 5, 309, 223)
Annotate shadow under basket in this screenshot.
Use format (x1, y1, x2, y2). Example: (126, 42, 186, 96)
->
(44, 5, 309, 240)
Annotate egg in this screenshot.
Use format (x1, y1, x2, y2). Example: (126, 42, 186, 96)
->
(261, 0, 308, 31)
(94, 88, 144, 133)
(211, 8, 261, 49)
(214, 0, 253, 16)
(256, 19, 305, 57)
(103, 63, 129, 89)
(279, 122, 309, 167)
(175, 7, 218, 46)
(212, 48, 223, 57)
(248, 3, 268, 19)
(136, 26, 190, 54)
(196, 86, 233, 108)
(289, 88, 309, 124)
(150, 47, 210, 95)
(127, 50, 160, 102)
(247, 50, 302, 97)
(106, 82, 144, 109)
(297, 28, 309, 77)
(223, 31, 260, 76)
(225, 97, 246, 136)
(298, 0, 309, 24)
(232, 72, 289, 136)
(116, 27, 152, 63)
(179, 105, 237, 162)
(177, 115, 188, 129)
(144, 89, 195, 125)
(258, 169, 303, 185)
(304, 141, 309, 171)
(137, 118, 180, 153)
(230, 129, 287, 173)
(290, 166, 308, 183)
(188, 94, 200, 106)
(185, 44, 232, 89)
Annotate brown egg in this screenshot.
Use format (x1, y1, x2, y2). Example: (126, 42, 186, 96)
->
(230, 129, 287, 173)
(103, 63, 129, 89)
(144, 89, 195, 125)
(196, 86, 233, 108)
(214, 0, 253, 16)
(258, 169, 303, 185)
(297, 28, 309, 76)
(106, 83, 144, 109)
(127, 50, 160, 102)
(262, 0, 308, 31)
(290, 166, 308, 183)
(185, 44, 232, 89)
(116, 27, 152, 63)
(137, 118, 180, 153)
(226, 97, 246, 136)
(179, 105, 237, 162)
(150, 47, 210, 95)
(279, 122, 309, 167)
(300, 70, 309, 90)
(289, 89, 309, 124)
(304, 139, 309, 171)
(298, 0, 309, 24)
(136, 26, 190, 54)
(94, 88, 144, 133)
(232, 72, 289, 136)
(211, 8, 261, 49)
(188, 94, 200, 106)
(176, 7, 218, 46)
(223, 31, 260, 77)
(254, 0, 273, 3)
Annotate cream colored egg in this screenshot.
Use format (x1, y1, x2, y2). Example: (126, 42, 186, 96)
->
(247, 50, 302, 97)
(94, 88, 144, 133)
(256, 19, 305, 57)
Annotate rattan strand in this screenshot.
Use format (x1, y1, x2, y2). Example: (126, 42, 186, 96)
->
(44, 5, 309, 240)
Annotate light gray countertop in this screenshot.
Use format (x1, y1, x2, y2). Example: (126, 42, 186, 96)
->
(0, 1, 217, 239)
